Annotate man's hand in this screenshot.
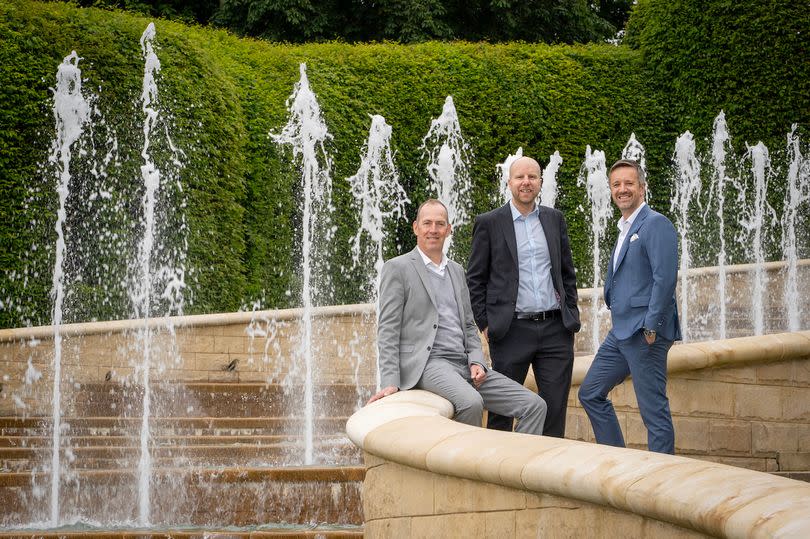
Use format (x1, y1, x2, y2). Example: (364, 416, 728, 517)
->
(470, 364, 487, 388)
(366, 385, 399, 405)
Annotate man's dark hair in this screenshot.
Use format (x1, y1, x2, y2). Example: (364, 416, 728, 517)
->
(609, 159, 646, 187)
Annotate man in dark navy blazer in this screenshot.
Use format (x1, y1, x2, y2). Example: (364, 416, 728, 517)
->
(578, 159, 681, 454)
(467, 156, 581, 437)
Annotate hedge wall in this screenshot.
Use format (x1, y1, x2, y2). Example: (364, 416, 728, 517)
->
(0, 0, 804, 328)
(625, 0, 810, 147)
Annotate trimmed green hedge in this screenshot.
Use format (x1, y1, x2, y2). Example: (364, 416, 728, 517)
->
(625, 0, 810, 146)
(0, 0, 804, 328)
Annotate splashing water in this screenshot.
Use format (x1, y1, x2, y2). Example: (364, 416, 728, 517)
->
(782, 126, 810, 332)
(133, 22, 161, 525)
(578, 147, 612, 352)
(348, 115, 409, 299)
(622, 133, 648, 201)
(497, 147, 524, 203)
(421, 96, 473, 254)
(707, 112, 731, 339)
(671, 131, 702, 342)
(498, 148, 561, 208)
(47, 50, 91, 527)
(271, 63, 334, 465)
(347, 115, 408, 391)
(740, 142, 776, 335)
(131, 22, 187, 524)
(541, 151, 563, 208)
(622, 133, 646, 169)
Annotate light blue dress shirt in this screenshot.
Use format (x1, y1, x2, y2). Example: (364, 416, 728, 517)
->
(510, 201, 560, 312)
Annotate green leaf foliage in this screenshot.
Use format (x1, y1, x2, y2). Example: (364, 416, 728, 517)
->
(625, 0, 810, 147)
(0, 0, 805, 328)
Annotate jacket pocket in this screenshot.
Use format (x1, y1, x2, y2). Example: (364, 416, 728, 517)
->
(630, 295, 650, 307)
(401, 344, 415, 354)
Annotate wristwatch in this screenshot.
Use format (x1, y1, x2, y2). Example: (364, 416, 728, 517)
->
(643, 327, 657, 339)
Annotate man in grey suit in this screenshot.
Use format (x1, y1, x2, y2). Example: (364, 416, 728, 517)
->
(578, 159, 681, 454)
(367, 199, 547, 435)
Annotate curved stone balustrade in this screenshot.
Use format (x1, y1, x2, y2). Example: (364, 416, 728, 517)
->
(346, 332, 810, 538)
(565, 330, 810, 386)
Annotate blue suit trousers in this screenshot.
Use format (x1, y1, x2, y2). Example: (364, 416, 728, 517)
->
(578, 329, 675, 454)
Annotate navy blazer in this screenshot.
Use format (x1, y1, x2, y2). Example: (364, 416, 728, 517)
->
(467, 203, 581, 341)
(605, 204, 682, 341)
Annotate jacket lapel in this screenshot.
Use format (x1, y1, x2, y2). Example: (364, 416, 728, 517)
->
(614, 204, 650, 273)
(409, 248, 438, 308)
(497, 203, 519, 268)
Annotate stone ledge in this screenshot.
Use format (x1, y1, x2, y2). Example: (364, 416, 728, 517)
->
(0, 304, 375, 342)
(569, 330, 810, 386)
(347, 389, 810, 538)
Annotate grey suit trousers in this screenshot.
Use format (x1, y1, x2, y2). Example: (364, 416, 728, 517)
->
(416, 358, 547, 435)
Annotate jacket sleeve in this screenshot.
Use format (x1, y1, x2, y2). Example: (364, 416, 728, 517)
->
(377, 260, 404, 388)
(466, 215, 491, 332)
(559, 213, 581, 330)
(643, 215, 679, 331)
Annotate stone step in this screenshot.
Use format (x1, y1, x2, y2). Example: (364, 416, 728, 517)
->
(0, 466, 364, 528)
(0, 440, 361, 471)
(66, 382, 367, 418)
(0, 531, 363, 539)
(67, 382, 367, 398)
(0, 530, 363, 538)
(1, 450, 362, 472)
(0, 433, 331, 447)
(0, 416, 350, 437)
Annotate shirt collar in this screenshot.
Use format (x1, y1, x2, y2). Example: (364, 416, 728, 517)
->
(509, 200, 539, 221)
(617, 202, 646, 231)
(416, 246, 448, 272)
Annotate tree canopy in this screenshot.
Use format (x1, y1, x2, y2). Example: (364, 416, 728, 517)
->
(71, 0, 633, 44)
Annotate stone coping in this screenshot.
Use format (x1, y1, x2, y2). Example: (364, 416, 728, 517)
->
(569, 330, 810, 386)
(576, 258, 808, 299)
(346, 390, 810, 538)
(3, 258, 805, 341)
(0, 304, 375, 342)
(346, 331, 810, 538)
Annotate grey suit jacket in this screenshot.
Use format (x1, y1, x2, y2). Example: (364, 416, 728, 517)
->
(377, 247, 485, 390)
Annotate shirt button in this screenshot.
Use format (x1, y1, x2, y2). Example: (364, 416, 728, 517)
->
(427, 346, 431, 351)
(433, 324, 437, 329)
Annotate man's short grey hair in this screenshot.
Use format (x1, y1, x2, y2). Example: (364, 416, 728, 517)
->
(609, 159, 646, 187)
(415, 198, 449, 222)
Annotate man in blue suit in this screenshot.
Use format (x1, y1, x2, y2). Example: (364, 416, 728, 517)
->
(578, 159, 681, 454)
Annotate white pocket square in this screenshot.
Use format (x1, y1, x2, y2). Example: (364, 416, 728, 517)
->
(630, 233, 639, 242)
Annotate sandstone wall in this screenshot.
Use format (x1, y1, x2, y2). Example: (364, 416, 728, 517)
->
(346, 388, 810, 539)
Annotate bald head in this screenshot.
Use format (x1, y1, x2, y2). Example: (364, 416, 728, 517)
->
(508, 156, 542, 214)
(509, 156, 541, 177)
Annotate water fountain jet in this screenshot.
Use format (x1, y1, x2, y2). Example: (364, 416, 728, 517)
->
(421, 96, 473, 254)
(671, 131, 702, 342)
(578, 147, 611, 353)
(47, 49, 91, 527)
(271, 63, 334, 465)
(347, 115, 408, 391)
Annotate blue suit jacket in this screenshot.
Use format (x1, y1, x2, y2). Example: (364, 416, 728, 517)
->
(604, 204, 682, 341)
